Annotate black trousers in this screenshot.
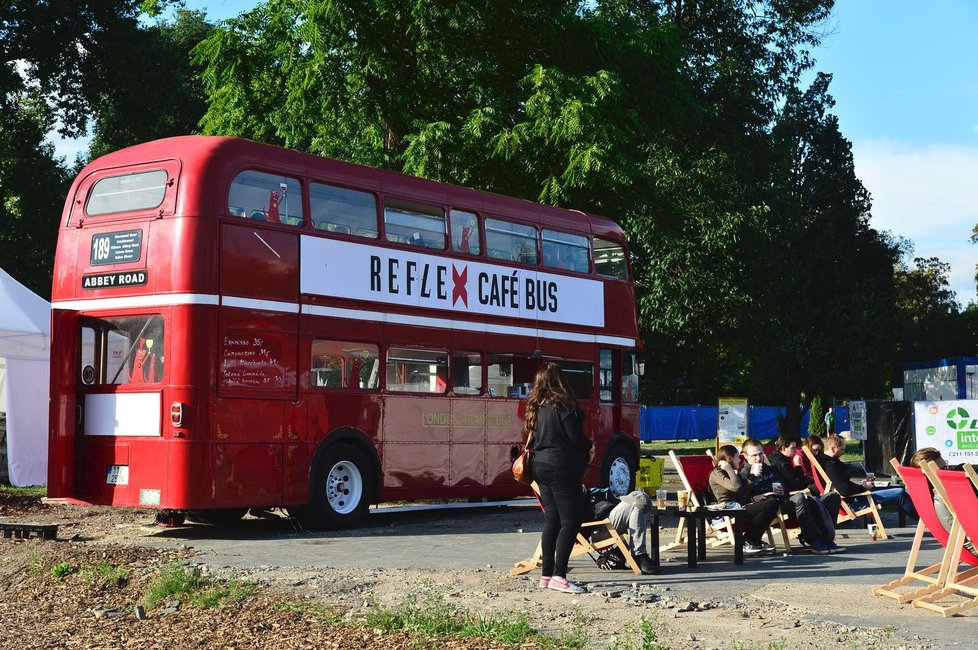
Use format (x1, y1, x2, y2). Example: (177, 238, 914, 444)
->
(534, 464, 584, 578)
(743, 498, 780, 545)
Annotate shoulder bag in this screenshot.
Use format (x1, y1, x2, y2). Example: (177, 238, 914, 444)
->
(512, 431, 534, 484)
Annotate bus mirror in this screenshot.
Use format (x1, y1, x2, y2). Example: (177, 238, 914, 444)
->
(636, 361, 646, 376)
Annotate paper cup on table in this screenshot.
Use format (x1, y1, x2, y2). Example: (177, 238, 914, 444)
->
(677, 490, 689, 511)
(655, 488, 667, 509)
(868, 523, 877, 540)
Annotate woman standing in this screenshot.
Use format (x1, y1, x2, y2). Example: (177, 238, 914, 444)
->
(525, 362, 592, 594)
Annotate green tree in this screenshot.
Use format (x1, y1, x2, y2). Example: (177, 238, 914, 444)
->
(85, 9, 215, 160)
(893, 255, 972, 368)
(808, 395, 826, 438)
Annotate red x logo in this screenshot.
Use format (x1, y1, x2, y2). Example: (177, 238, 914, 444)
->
(452, 265, 468, 307)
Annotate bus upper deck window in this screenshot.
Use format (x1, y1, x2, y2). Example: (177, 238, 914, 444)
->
(542, 229, 589, 273)
(310, 183, 379, 238)
(384, 200, 446, 249)
(594, 237, 627, 279)
(86, 170, 168, 216)
(449, 210, 480, 256)
(485, 219, 537, 265)
(228, 170, 304, 226)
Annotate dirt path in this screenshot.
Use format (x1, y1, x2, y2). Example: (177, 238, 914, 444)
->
(0, 494, 965, 649)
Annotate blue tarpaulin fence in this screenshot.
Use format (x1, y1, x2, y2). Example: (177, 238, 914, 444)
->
(639, 405, 850, 442)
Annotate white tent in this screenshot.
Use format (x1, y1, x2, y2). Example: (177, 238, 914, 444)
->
(0, 267, 50, 486)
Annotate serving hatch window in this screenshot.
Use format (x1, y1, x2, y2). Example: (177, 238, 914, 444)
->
(79, 315, 164, 385)
(310, 340, 380, 389)
(86, 170, 168, 216)
(386, 347, 449, 393)
(228, 170, 303, 226)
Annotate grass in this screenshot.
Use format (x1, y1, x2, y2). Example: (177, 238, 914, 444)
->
(269, 600, 339, 623)
(363, 583, 584, 649)
(0, 484, 46, 498)
(81, 561, 129, 588)
(143, 563, 255, 609)
(606, 616, 667, 650)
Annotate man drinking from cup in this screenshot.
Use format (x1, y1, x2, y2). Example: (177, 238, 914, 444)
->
(740, 438, 839, 555)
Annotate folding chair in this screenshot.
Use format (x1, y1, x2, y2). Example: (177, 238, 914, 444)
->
(909, 463, 978, 616)
(663, 451, 790, 553)
(874, 459, 978, 604)
(510, 482, 641, 576)
(802, 446, 888, 540)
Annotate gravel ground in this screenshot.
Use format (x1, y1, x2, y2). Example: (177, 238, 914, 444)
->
(0, 491, 956, 649)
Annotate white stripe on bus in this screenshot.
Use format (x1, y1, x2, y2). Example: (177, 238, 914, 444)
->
(52, 293, 636, 347)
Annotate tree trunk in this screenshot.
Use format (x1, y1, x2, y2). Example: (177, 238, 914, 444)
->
(777, 388, 807, 442)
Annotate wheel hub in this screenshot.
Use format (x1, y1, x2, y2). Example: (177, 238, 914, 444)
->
(325, 460, 363, 515)
(608, 457, 631, 497)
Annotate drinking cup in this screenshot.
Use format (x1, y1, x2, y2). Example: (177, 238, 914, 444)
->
(655, 488, 667, 509)
(868, 523, 878, 540)
(751, 462, 763, 477)
(677, 490, 689, 511)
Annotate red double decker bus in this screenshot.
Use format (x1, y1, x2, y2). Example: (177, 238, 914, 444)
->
(47, 136, 642, 527)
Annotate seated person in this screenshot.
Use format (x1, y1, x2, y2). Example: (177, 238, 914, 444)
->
(768, 436, 843, 551)
(604, 490, 659, 575)
(909, 447, 977, 555)
(802, 434, 824, 479)
(740, 438, 841, 554)
(709, 444, 780, 554)
(822, 434, 917, 520)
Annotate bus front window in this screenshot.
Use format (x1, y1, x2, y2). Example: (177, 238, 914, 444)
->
(79, 315, 164, 385)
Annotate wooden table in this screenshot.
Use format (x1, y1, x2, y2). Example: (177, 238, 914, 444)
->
(651, 506, 747, 567)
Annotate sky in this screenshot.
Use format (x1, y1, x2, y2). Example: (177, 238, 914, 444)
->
(49, 0, 978, 305)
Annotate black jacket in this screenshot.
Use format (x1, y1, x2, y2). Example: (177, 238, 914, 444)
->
(821, 454, 866, 497)
(768, 451, 815, 493)
(530, 403, 591, 478)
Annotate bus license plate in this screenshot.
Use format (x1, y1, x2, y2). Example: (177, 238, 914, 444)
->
(105, 465, 129, 485)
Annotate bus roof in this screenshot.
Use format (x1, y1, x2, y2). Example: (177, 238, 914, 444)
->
(78, 135, 626, 240)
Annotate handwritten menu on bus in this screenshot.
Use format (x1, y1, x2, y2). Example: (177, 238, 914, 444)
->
(220, 333, 285, 389)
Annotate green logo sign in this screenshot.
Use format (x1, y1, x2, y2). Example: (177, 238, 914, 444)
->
(947, 407, 971, 430)
(926, 425, 937, 435)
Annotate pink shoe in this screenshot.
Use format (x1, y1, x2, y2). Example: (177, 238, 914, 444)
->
(547, 577, 585, 594)
(538, 576, 551, 589)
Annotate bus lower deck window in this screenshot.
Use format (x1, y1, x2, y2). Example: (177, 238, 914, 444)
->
(311, 340, 380, 389)
(386, 347, 449, 393)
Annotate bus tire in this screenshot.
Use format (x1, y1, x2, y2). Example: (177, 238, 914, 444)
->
(305, 443, 371, 529)
(185, 508, 247, 525)
(601, 443, 636, 498)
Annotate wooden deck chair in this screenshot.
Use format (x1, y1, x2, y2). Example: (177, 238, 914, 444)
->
(874, 459, 978, 603)
(909, 463, 978, 616)
(510, 482, 642, 576)
(802, 446, 888, 540)
(663, 451, 790, 553)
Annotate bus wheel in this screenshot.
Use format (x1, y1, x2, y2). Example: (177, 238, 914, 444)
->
(601, 444, 636, 498)
(307, 443, 371, 529)
(185, 508, 247, 525)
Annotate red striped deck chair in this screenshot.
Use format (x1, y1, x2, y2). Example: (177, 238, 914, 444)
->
(664, 451, 790, 553)
(910, 463, 978, 616)
(802, 445, 888, 539)
(874, 459, 978, 603)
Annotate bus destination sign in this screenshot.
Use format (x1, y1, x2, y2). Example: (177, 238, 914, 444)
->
(300, 236, 605, 327)
(82, 270, 148, 289)
(90, 229, 143, 266)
